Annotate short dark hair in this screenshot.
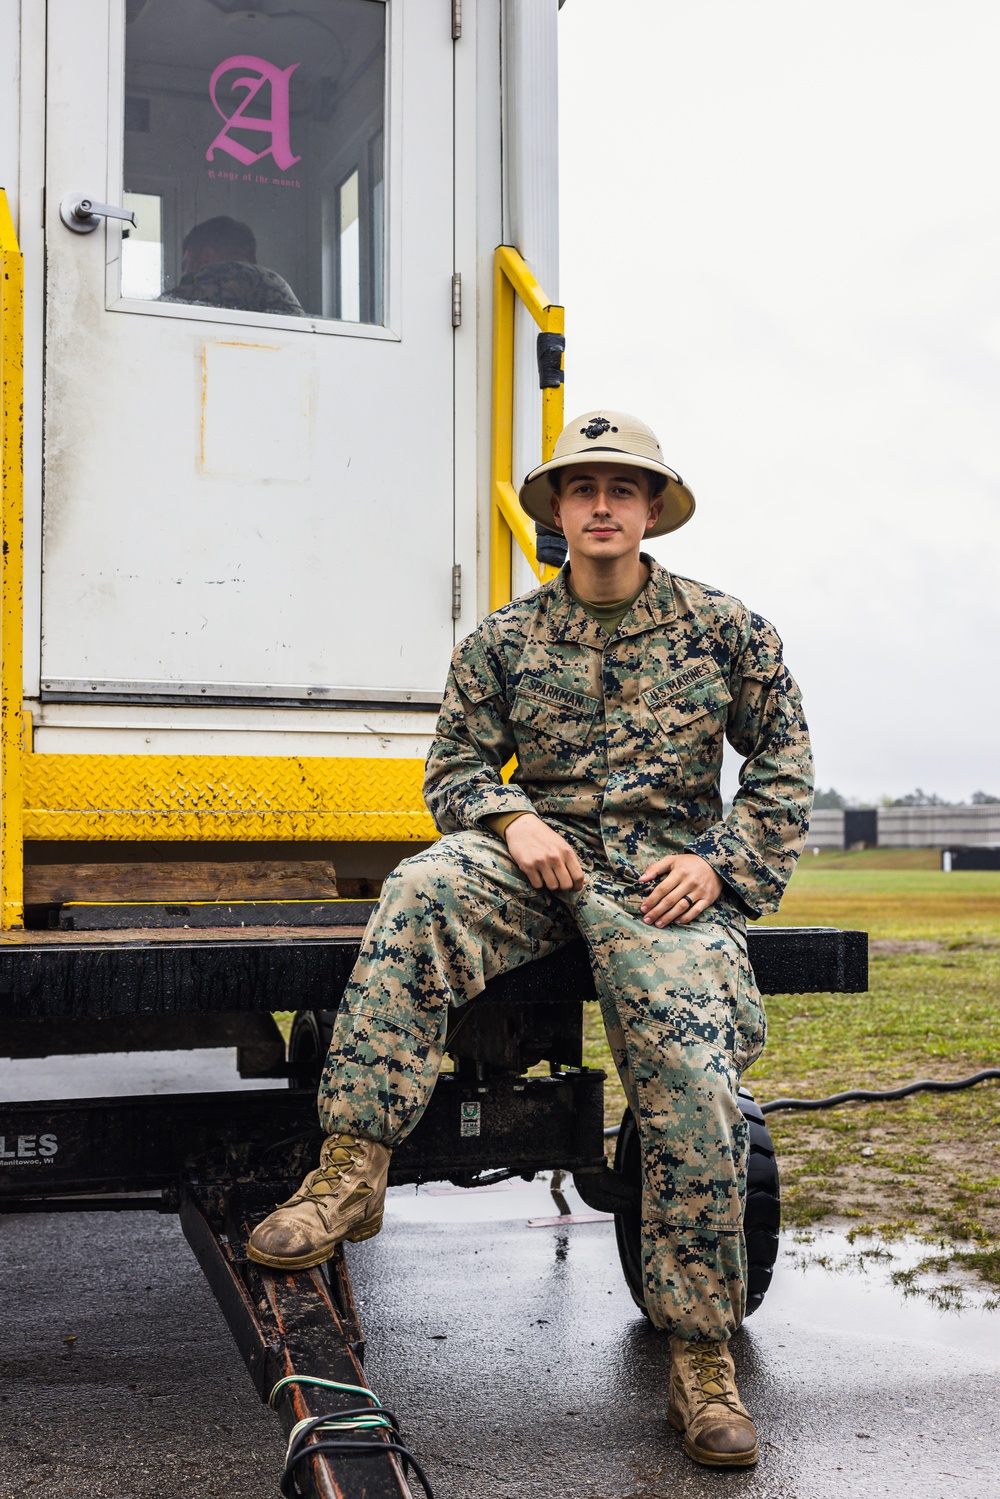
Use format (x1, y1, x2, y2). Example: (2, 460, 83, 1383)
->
(182, 216, 257, 263)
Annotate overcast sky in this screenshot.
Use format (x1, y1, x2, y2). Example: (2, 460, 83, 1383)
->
(558, 0, 1000, 805)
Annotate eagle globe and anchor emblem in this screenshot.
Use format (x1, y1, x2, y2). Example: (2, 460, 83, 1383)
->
(580, 417, 619, 440)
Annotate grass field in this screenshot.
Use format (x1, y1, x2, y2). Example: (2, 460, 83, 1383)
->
(583, 848, 1000, 1288)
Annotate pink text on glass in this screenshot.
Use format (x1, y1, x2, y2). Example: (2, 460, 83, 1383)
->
(206, 55, 302, 171)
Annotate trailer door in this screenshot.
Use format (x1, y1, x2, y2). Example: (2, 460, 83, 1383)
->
(42, 0, 455, 707)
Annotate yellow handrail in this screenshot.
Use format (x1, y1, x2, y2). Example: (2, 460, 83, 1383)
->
(0, 189, 24, 929)
(490, 245, 564, 612)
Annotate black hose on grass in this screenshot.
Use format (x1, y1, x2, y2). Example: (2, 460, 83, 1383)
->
(600, 1067, 1000, 1137)
(758, 1067, 1000, 1115)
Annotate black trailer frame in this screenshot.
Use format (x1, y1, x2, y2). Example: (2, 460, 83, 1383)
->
(0, 915, 867, 1497)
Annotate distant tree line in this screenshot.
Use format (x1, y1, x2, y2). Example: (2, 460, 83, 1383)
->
(812, 787, 1000, 810)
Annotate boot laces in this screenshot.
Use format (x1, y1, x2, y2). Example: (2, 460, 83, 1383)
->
(300, 1134, 367, 1202)
(687, 1344, 743, 1415)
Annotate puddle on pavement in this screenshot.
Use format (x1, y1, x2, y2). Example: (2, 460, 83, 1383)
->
(785, 1227, 1000, 1313)
(384, 1171, 579, 1225)
(755, 1227, 1000, 1362)
(385, 1175, 1000, 1363)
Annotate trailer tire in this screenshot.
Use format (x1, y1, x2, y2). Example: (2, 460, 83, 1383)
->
(287, 1009, 337, 1090)
(612, 1087, 780, 1319)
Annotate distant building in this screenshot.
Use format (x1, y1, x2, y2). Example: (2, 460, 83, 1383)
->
(806, 805, 1000, 850)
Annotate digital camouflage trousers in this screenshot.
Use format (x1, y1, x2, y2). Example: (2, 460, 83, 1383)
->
(317, 830, 766, 1341)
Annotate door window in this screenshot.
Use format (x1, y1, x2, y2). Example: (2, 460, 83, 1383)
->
(121, 0, 386, 324)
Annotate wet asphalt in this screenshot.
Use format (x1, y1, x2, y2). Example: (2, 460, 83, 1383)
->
(1, 1051, 998, 1499)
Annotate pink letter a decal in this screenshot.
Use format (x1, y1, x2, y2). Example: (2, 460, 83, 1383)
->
(207, 55, 301, 171)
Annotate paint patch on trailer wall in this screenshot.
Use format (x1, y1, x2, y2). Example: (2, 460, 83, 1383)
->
(199, 341, 313, 483)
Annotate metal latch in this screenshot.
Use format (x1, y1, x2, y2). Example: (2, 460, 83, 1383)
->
(59, 193, 137, 235)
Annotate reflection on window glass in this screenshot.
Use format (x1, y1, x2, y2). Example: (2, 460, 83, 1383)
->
(338, 169, 360, 322)
(369, 128, 384, 325)
(121, 191, 163, 299)
(123, 0, 386, 324)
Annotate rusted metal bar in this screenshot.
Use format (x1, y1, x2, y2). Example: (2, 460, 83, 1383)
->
(180, 1181, 414, 1499)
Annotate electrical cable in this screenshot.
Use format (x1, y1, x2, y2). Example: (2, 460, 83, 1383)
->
(758, 1067, 1000, 1115)
(282, 1436, 435, 1499)
(270, 1376, 435, 1499)
(286, 1405, 395, 1445)
(269, 1375, 376, 1407)
(601, 1067, 1000, 1135)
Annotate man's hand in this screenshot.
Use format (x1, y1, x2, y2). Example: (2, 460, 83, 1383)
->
(638, 853, 723, 927)
(504, 813, 585, 892)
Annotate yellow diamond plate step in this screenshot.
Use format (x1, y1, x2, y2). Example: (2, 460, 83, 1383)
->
(23, 754, 437, 842)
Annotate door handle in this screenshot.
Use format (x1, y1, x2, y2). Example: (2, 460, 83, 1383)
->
(59, 193, 137, 235)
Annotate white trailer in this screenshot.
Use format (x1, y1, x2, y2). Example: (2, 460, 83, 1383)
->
(0, 0, 567, 922)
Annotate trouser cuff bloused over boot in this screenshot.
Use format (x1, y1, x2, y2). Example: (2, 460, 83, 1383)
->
(318, 831, 766, 1343)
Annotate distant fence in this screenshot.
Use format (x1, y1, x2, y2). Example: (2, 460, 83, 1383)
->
(807, 806, 1000, 850)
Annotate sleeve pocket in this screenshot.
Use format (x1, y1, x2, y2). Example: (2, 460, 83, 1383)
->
(452, 637, 502, 705)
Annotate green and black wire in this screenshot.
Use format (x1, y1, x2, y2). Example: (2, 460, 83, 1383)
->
(270, 1375, 435, 1499)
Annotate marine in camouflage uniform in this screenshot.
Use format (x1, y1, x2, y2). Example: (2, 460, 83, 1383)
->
(317, 556, 812, 1340)
(249, 406, 813, 1455)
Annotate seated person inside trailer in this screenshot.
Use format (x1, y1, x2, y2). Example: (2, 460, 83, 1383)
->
(162, 216, 304, 317)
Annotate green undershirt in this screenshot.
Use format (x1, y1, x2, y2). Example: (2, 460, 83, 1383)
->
(484, 579, 647, 840)
(566, 578, 647, 636)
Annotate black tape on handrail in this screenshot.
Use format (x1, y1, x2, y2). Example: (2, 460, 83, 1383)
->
(537, 331, 565, 389)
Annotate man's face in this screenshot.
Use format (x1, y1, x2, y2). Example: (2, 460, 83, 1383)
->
(549, 462, 663, 562)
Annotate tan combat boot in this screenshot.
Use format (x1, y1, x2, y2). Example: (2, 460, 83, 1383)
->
(247, 1133, 390, 1270)
(667, 1336, 759, 1467)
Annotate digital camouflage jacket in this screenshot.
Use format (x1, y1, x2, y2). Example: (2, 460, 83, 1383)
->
(423, 557, 814, 917)
(162, 261, 304, 317)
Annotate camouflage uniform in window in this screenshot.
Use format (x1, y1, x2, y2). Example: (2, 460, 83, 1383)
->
(162, 260, 304, 316)
(316, 557, 813, 1341)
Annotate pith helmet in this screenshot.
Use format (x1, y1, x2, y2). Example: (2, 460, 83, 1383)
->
(519, 410, 696, 538)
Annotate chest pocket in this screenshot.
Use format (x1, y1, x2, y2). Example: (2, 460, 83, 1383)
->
(510, 679, 600, 749)
(643, 670, 732, 782)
